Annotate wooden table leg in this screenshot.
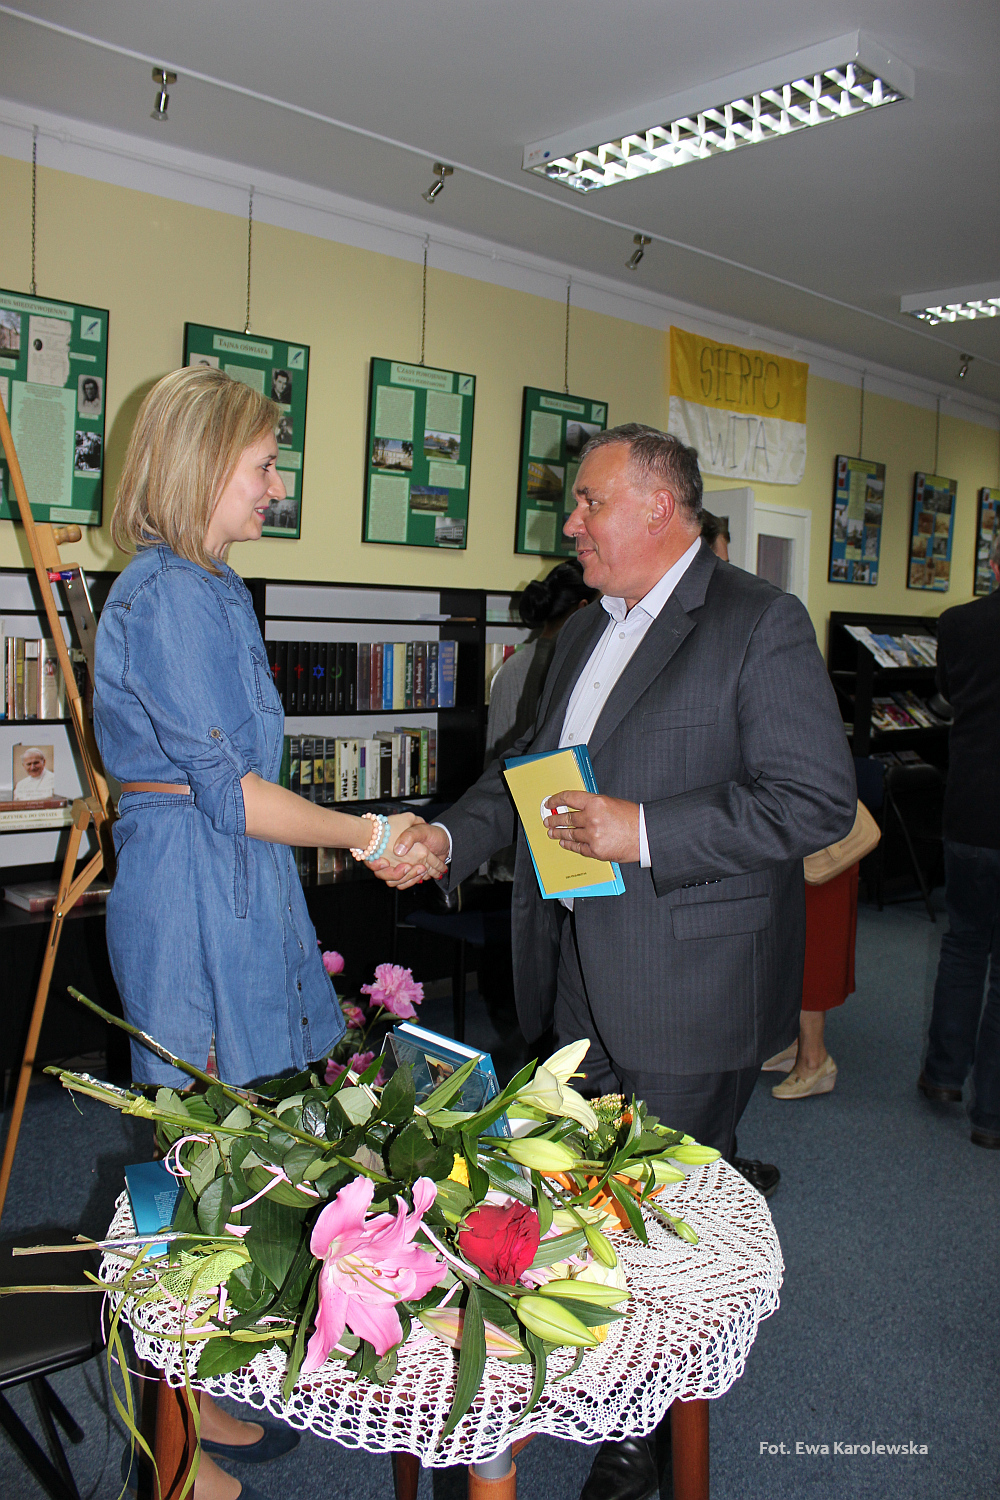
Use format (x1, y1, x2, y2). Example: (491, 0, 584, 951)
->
(392, 1452, 420, 1500)
(153, 1380, 200, 1500)
(671, 1397, 709, 1500)
(468, 1444, 516, 1499)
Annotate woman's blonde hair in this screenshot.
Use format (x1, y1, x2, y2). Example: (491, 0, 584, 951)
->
(111, 367, 279, 571)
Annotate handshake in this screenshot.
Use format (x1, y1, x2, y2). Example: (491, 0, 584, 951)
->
(367, 813, 452, 890)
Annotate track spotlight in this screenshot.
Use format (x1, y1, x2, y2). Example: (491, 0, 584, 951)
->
(626, 234, 651, 270)
(422, 163, 454, 204)
(957, 354, 972, 380)
(151, 67, 176, 122)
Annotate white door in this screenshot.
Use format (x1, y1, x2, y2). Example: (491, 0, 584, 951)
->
(752, 502, 812, 607)
(703, 487, 754, 571)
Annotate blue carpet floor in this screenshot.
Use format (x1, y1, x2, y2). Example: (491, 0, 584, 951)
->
(1, 897, 997, 1499)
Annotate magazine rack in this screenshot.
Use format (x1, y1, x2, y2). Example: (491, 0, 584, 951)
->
(0, 397, 115, 1223)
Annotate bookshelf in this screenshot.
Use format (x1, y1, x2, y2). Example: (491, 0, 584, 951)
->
(827, 611, 948, 764)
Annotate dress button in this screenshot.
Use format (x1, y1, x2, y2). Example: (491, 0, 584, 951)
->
(301, 1016, 308, 1027)
(619, 632, 625, 640)
(568, 734, 574, 741)
(594, 681, 600, 689)
(297, 980, 302, 991)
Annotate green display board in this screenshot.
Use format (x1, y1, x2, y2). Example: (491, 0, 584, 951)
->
(0, 288, 109, 526)
(908, 472, 956, 592)
(184, 323, 309, 539)
(363, 358, 476, 549)
(515, 387, 608, 556)
(829, 455, 885, 585)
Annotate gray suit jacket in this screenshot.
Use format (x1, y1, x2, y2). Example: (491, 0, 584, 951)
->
(440, 543, 856, 1074)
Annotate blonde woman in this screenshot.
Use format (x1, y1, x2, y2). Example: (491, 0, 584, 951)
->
(97, 367, 443, 1495)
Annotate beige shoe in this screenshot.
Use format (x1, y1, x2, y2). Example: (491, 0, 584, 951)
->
(762, 1042, 798, 1073)
(772, 1054, 837, 1099)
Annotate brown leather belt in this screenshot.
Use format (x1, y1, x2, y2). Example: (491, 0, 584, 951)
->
(120, 782, 191, 795)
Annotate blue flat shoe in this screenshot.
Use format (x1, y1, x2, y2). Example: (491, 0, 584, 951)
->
(201, 1419, 300, 1463)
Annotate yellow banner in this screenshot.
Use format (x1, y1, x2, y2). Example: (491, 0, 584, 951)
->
(670, 326, 807, 424)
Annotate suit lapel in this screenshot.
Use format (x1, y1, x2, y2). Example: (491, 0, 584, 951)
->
(586, 543, 716, 761)
(533, 603, 608, 752)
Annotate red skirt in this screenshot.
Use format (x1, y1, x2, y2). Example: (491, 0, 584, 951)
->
(801, 863, 859, 1012)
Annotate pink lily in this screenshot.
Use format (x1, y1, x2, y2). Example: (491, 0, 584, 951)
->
(302, 1175, 446, 1368)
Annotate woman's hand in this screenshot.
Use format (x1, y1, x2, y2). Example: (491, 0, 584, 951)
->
(369, 812, 449, 888)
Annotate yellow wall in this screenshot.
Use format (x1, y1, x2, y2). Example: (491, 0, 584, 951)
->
(2, 155, 997, 640)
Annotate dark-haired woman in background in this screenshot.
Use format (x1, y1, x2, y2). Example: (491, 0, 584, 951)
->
(483, 559, 598, 880)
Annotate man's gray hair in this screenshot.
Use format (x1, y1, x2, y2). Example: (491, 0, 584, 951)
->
(579, 423, 703, 518)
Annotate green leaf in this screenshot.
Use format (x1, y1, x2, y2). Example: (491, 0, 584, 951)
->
(244, 1196, 304, 1288)
(527, 1230, 587, 1268)
(301, 1099, 328, 1138)
(314, 1162, 351, 1198)
(282, 1267, 319, 1403)
(243, 1164, 318, 1209)
(461, 1134, 490, 1202)
(377, 1064, 416, 1126)
(533, 1173, 553, 1236)
(188, 1142, 221, 1197)
(196, 1335, 261, 1379)
(608, 1183, 647, 1245)
(267, 1126, 297, 1154)
(388, 1121, 438, 1183)
(522, 1330, 548, 1422)
(227, 1260, 268, 1314)
(421, 1054, 480, 1115)
(440, 1287, 487, 1442)
(355, 1052, 385, 1088)
(496, 1058, 538, 1100)
(371, 1348, 398, 1385)
(171, 1192, 199, 1235)
(553, 1347, 586, 1383)
(541, 1297, 626, 1328)
(196, 1177, 233, 1236)
(259, 1068, 317, 1100)
(433, 1177, 473, 1224)
(282, 1143, 320, 1185)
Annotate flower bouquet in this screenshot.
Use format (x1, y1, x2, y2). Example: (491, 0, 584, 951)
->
(6, 984, 720, 1489)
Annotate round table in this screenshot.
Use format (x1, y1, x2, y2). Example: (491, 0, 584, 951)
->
(102, 1158, 783, 1499)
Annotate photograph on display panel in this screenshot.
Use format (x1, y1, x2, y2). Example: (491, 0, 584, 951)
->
(975, 488, 999, 595)
(829, 454, 886, 585)
(908, 472, 957, 592)
(515, 387, 608, 556)
(363, 358, 476, 550)
(0, 288, 109, 527)
(184, 323, 309, 539)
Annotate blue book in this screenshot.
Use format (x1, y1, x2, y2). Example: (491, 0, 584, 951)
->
(125, 1159, 182, 1255)
(382, 643, 393, 710)
(503, 744, 626, 900)
(388, 1022, 509, 1137)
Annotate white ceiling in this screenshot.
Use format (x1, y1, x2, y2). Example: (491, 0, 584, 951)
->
(1, 0, 999, 402)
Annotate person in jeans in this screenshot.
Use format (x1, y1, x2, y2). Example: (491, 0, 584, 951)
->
(919, 530, 1000, 1147)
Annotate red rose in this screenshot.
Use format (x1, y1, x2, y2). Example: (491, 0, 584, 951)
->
(458, 1202, 540, 1285)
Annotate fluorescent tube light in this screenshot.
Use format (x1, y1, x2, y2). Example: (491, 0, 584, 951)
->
(523, 32, 913, 193)
(900, 282, 1000, 326)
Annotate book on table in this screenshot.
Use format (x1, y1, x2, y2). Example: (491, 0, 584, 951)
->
(386, 1021, 508, 1137)
(502, 745, 625, 900)
(124, 1159, 181, 1255)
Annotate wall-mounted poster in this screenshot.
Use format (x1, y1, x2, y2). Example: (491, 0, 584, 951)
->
(184, 323, 308, 539)
(975, 488, 999, 595)
(515, 388, 608, 556)
(829, 455, 886, 585)
(0, 288, 109, 527)
(908, 472, 957, 592)
(363, 359, 476, 549)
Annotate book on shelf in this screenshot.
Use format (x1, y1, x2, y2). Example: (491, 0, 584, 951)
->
(871, 697, 918, 731)
(0, 798, 74, 829)
(280, 731, 437, 803)
(2, 875, 112, 912)
(872, 750, 932, 770)
(844, 624, 937, 668)
(3, 634, 68, 720)
(265, 638, 460, 714)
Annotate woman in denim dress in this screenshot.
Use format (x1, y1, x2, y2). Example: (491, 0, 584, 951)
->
(95, 369, 444, 1493)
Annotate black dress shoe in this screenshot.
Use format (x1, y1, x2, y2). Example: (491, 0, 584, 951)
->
(917, 1073, 963, 1104)
(971, 1127, 1000, 1149)
(581, 1436, 659, 1500)
(733, 1158, 780, 1198)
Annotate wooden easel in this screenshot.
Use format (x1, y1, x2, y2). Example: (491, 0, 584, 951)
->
(0, 395, 116, 1223)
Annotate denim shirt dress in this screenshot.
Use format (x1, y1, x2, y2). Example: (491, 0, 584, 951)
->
(94, 546, 344, 1087)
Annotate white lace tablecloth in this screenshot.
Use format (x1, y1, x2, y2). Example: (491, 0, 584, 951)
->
(102, 1160, 782, 1467)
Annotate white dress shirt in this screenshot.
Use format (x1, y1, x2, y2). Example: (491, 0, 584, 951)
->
(434, 535, 702, 872)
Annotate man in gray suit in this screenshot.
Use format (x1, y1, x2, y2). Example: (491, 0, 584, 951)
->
(390, 424, 855, 1500)
(396, 423, 854, 1141)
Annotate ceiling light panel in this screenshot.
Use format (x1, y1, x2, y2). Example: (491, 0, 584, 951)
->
(523, 32, 913, 194)
(900, 282, 1000, 326)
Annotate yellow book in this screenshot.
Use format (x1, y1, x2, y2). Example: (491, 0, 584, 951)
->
(502, 746, 624, 900)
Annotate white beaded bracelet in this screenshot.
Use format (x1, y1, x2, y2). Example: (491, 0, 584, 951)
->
(350, 812, 388, 862)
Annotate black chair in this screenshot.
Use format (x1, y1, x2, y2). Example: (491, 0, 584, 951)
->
(854, 756, 945, 921)
(396, 883, 512, 1043)
(0, 1234, 105, 1500)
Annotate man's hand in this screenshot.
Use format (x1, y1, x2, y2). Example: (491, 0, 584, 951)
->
(370, 819, 451, 890)
(544, 790, 641, 864)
